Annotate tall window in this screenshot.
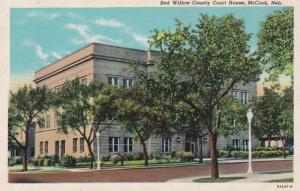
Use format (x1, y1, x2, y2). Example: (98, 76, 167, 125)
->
(45, 115, 50, 128)
(61, 140, 65, 156)
(124, 137, 133, 153)
(55, 141, 59, 155)
(45, 141, 48, 155)
(73, 138, 78, 153)
(232, 90, 239, 100)
(40, 141, 44, 155)
(108, 76, 118, 86)
(109, 137, 119, 152)
(80, 138, 84, 153)
(233, 139, 240, 150)
(242, 140, 248, 151)
(123, 79, 133, 88)
(162, 138, 171, 153)
(241, 91, 248, 104)
(81, 77, 87, 85)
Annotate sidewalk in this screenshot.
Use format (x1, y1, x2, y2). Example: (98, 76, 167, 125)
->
(166, 171, 293, 183)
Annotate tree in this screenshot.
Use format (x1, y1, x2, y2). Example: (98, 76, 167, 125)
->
(142, 14, 259, 179)
(8, 86, 53, 171)
(253, 86, 293, 158)
(257, 8, 294, 81)
(112, 85, 172, 166)
(56, 78, 110, 169)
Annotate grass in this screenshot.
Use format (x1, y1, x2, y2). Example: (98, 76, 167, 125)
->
(193, 177, 246, 183)
(266, 178, 293, 183)
(9, 168, 41, 173)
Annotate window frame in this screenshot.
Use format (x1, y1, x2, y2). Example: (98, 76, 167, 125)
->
(162, 138, 171, 153)
(124, 137, 133, 153)
(73, 138, 78, 153)
(109, 137, 119, 152)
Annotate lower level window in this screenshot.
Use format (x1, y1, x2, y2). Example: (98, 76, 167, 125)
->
(109, 137, 119, 152)
(80, 138, 84, 153)
(162, 138, 171, 153)
(233, 139, 240, 150)
(61, 140, 65, 156)
(45, 141, 48, 155)
(242, 140, 248, 151)
(124, 137, 133, 153)
(40, 141, 43, 155)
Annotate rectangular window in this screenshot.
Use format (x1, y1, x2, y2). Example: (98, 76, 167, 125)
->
(45, 141, 48, 155)
(40, 141, 43, 155)
(232, 90, 239, 100)
(242, 140, 249, 151)
(55, 86, 62, 93)
(45, 115, 50, 128)
(81, 77, 87, 85)
(162, 138, 171, 153)
(108, 76, 118, 86)
(73, 138, 78, 153)
(109, 137, 119, 152)
(55, 141, 59, 155)
(233, 139, 240, 150)
(80, 138, 84, 153)
(124, 137, 133, 153)
(123, 79, 133, 88)
(56, 115, 61, 129)
(61, 140, 65, 156)
(241, 91, 248, 104)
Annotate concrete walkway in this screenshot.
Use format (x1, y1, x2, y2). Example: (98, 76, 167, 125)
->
(166, 171, 293, 183)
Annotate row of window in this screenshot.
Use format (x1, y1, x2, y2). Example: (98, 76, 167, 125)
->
(232, 89, 249, 104)
(108, 137, 133, 152)
(108, 76, 134, 87)
(232, 139, 249, 151)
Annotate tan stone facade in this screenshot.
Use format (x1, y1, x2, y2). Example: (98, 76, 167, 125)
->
(34, 43, 260, 159)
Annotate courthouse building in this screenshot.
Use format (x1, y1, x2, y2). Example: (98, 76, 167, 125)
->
(33, 43, 260, 160)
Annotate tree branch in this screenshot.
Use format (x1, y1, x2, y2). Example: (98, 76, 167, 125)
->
(212, 78, 238, 108)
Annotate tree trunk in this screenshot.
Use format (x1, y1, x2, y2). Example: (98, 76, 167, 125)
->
(87, 142, 95, 169)
(209, 132, 219, 179)
(22, 147, 28, 171)
(278, 134, 286, 158)
(141, 141, 149, 166)
(198, 136, 203, 164)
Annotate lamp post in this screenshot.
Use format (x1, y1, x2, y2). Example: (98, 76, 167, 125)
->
(96, 131, 101, 170)
(247, 109, 253, 174)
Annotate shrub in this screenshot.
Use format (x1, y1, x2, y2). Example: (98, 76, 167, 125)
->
(170, 151, 177, 159)
(110, 154, 125, 165)
(32, 159, 39, 167)
(38, 159, 44, 166)
(124, 153, 134, 161)
(218, 150, 230, 158)
(62, 155, 76, 168)
(43, 159, 53, 166)
(51, 155, 60, 164)
(101, 154, 111, 162)
(13, 156, 23, 165)
(133, 152, 144, 160)
(8, 158, 15, 166)
(175, 151, 194, 162)
(77, 156, 90, 163)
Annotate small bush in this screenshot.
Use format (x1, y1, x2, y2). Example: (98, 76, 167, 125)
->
(8, 158, 15, 166)
(133, 152, 144, 160)
(51, 155, 60, 164)
(218, 150, 230, 158)
(43, 159, 53, 166)
(76, 156, 90, 163)
(111, 154, 125, 165)
(175, 151, 194, 162)
(101, 154, 111, 162)
(62, 155, 76, 168)
(32, 159, 39, 167)
(124, 153, 134, 161)
(13, 156, 23, 165)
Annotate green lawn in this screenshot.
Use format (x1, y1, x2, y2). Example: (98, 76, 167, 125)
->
(9, 168, 41, 173)
(266, 178, 293, 183)
(193, 177, 246, 183)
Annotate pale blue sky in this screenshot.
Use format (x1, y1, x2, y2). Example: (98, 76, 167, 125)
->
(11, 7, 286, 85)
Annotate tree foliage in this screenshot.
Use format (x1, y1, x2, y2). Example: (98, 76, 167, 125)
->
(8, 85, 53, 171)
(257, 8, 294, 80)
(135, 14, 259, 178)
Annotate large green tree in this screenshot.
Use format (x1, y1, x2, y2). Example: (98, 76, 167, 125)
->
(253, 86, 293, 158)
(56, 78, 111, 169)
(8, 86, 53, 171)
(141, 14, 259, 179)
(112, 85, 172, 166)
(257, 8, 294, 81)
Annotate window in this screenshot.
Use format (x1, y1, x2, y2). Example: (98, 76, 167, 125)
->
(108, 76, 118, 86)
(45, 115, 50, 128)
(45, 141, 48, 155)
(233, 139, 240, 150)
(232, 90, 239, 100)
(81, 77, 87, 85)
(55, 86, 63, 93)
(242, 140, 248, 151)
(31, 146, 35, 157)
(162, 138, 171, 153)
(72, 138, 78, 153)
(61, 140, 65, 156)
(56, 115, 61, 129)
(124, 137, 133, 153)
(241, 91, 248, 104)
(80, 138, 84, 153)
(55, 141, 59, 155)
(40, 142, 43, 155)
(109, 137, 119, 152)
(123, 79, 133, 88)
